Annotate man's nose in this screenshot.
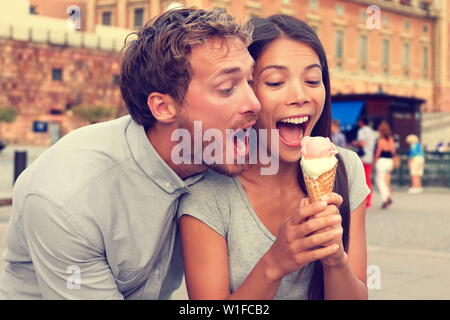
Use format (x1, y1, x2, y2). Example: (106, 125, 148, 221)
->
(239, 85, 261, 115)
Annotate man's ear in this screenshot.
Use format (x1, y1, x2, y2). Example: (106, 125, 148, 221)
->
(147, 92, 178, 124)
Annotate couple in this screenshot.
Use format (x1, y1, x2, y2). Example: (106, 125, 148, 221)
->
(0, 8, 369, 300)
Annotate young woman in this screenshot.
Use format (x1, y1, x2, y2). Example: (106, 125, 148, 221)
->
(374, 121, 396, 209)
(178, 15, 369, 300)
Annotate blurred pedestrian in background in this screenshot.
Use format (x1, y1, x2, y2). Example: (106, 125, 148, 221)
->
(355, 117, 377, 208)
(406, 134, 425, 194)
(374, 121, 396, 209)
(331, 119, 347, 147)
(436, 140, 447, 153)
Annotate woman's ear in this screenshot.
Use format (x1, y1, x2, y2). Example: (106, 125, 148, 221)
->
(147, 92, 178, 124)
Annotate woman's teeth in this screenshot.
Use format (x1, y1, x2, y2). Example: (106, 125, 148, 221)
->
(278, 116, 309, 125)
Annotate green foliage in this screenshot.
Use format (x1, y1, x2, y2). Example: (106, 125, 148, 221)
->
(72, 105, 117, 124)
(0, 106, 17, 123)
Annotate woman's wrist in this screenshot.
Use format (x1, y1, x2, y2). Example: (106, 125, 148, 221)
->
(322, 251, 348, 269)
(261, 251, 284, 282)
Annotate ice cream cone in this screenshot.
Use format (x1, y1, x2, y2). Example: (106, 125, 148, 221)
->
(302, 162, 337, 203)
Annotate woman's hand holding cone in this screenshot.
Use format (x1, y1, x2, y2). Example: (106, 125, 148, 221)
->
(263, 198, 343, 281)
(302, 193, 347, 268)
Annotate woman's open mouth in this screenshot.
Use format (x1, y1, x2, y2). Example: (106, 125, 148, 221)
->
(275, 115, 310, 148)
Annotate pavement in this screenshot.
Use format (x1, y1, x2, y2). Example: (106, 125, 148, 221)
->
(1, 145, 450, 299)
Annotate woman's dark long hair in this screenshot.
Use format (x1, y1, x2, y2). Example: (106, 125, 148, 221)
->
(248, 15, 351, 300)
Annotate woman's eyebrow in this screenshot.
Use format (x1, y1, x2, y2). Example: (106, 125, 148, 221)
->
(305, 63, 322, 71)
(259, 63, 322, 75)
(259, 65, 287, 75)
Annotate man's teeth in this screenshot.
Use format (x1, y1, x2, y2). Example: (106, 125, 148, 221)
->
(279, 116, 309, 124)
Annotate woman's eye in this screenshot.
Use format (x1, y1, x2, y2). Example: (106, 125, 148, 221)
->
(247, 79, 254, 86)
(265, 81, 284, 87)
(306, 80, 321, 85)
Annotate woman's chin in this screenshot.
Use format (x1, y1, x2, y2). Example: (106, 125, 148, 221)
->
(278, 148, 302, 165)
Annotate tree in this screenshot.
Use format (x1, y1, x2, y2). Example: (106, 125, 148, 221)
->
(72, 105, 117, 124)
(0, 106, 17, 151)
(0, 106, 17, 123)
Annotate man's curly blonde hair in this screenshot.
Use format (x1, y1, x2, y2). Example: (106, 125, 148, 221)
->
(120, 7, 253, 128)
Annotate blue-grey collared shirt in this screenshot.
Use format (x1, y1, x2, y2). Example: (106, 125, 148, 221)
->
(0, 115, 203, 299)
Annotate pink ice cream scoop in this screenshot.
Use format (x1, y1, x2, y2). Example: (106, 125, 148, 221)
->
(300, 136, 338, 160)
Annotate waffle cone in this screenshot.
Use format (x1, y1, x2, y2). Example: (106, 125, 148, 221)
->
(302, 162, 338, 203)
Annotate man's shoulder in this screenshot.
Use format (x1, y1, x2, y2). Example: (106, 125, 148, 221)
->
(14, 116, 134, 206)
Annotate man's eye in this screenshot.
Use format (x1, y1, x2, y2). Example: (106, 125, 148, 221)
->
(219, 87, 234, 96)
(266, 81, 284, 87)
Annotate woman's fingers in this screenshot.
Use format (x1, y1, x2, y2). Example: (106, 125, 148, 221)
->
(294, 244, 340, 265)
(292, 199, 327, 225)
(312, 193, 343, 219)
(291, 214, 342, 239)
(291, 228, 343, 252)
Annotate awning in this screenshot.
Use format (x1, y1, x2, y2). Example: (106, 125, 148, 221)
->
(331, 101, 364, 131)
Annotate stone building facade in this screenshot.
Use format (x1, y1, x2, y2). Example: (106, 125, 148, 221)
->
(0, 38, 123, 145)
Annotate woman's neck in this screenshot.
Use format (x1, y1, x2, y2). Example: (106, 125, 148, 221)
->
(239, 160, 301, 189)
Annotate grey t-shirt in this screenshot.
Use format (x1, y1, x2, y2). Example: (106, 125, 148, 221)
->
(177, 147, 370, 300)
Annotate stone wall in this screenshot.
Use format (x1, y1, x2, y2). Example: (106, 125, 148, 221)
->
(0, 37, 124, 145)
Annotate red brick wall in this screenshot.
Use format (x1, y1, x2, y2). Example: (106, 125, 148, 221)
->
(0, 38, 124, 145)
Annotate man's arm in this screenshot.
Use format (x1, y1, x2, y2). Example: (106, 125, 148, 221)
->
(21, 194, 123, 299)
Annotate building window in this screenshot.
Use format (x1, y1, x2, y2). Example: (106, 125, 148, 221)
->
(420, 1, 431, 10)
(359, 34, 368, 69)
(282, 0, 290, 5)
(382, 39, 390, 75)
(112, 74, 120, 85)
(335, 30, 344, 59)
(359, 9, 366, 22)
(404, 20, 410, 31)
(134, 8, 144, 27)
(309, 0, 319, 11)
(52, 68, 63, 81)
(423, 24, 428, 33)
(102, 11, 112, 26)
(383, 15, 390, 28)
(422, 46, 429, 79)
(336, 4, 345, 17)
(403, 43, 410, 76)
(30, 5, 39, 15)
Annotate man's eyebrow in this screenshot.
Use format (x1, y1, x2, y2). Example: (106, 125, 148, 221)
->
(259, 63, 322, 75)
(213, 67, 242, 79)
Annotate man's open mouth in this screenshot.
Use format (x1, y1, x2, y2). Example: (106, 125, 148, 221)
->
(231, 124, 254, 158)
(275, 115, 310, 148)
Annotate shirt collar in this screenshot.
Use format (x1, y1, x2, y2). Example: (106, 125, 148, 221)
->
(126, 118, 205, 194)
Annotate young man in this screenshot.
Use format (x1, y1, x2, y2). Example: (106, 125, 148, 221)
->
(0, 8, 260, 299)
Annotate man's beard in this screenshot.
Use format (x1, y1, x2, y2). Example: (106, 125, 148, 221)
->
(177, 109, 254, 177)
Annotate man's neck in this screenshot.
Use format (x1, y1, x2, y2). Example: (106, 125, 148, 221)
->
(146, 125, 206, 179)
